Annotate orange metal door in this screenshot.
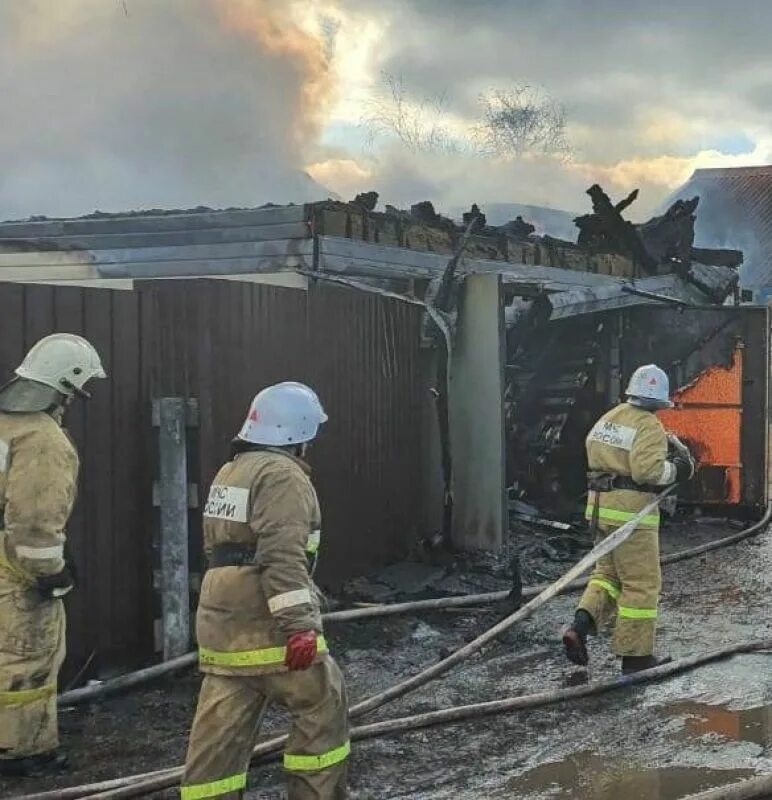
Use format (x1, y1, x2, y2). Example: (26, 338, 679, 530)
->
(658, 346, 743, 504)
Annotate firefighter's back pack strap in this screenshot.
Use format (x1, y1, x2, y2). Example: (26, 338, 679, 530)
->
(589, 486, 601, 538)
(208, 542, 256, 568)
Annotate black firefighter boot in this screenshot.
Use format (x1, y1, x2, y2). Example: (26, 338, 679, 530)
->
(0, 750, 69, 778)
(621, 655, 673, 675)
(562, 609, 595, 666)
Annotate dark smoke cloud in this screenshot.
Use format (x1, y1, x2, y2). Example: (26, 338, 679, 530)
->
(0, 0, 331, 220)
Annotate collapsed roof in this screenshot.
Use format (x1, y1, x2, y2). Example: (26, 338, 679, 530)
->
(0, 184, 742, 314)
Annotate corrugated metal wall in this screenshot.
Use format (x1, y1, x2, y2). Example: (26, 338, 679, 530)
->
(0, 278, 428, 679)
(142, 279, 426, 581)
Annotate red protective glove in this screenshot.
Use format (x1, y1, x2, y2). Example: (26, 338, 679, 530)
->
(285, 630, 318, 671)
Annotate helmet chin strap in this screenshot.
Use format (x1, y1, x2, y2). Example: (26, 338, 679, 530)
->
(59, 378, 91, 399)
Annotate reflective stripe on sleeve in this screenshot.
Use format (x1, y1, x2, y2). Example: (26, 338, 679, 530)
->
(306, 530, 321, 554)
(618, 606, 658, 620)
(268, 588, 312, 614)
(658, 461, 676, 485)
(199, 635, 328, 668)
(15, 544, 64, 560)
(284, 741, 351, 772)
(0, 683, 56, 707)
(180, 773, 247, 800)
(589, 578, 621, 601)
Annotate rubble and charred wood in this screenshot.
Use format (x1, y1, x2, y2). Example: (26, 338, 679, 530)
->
(637, 196, 699, 265)
(575, 184, 658, 274)
(691, 247, 743, 269)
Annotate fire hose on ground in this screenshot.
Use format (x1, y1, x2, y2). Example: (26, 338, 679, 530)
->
(22, 639, 772, 800)
(23, 492, 772, 799)
(57, 501, 772, 708)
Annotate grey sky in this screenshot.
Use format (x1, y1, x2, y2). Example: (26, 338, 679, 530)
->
(2, 1, 771, 220)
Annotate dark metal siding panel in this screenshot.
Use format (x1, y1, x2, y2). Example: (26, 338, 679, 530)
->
(82, 290, 115, 664)
(110, 290, 153, 661)
(0, 283, 26, 370)
(150, 278, 426, 586)
(307, 283, 425, 582)
(0, 276, 428, 679)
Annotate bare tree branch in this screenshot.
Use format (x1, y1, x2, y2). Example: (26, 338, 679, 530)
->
(360, 75, 572, 162)
(360, 73, 464, 155)
(473, 86, 572, 161)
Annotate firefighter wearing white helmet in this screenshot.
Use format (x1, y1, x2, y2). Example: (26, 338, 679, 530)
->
(562, 364, 695, 674)
(0, 334, 106, 777)
(182, 382, 349, 800)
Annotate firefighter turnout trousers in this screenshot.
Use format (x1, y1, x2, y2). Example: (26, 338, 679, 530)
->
(578, 518, 661, 656)
(0, 580, 66, 758)
(181, 657, 349, 800)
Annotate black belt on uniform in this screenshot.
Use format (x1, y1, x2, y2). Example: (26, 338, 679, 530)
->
(208, 542, 256, 568)
(587, 471, 659, 494)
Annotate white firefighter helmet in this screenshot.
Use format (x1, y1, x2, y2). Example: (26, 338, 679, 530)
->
(15, 333, 106, 398)
(237, 382, 328, 446)
(625, 364, 673, 408)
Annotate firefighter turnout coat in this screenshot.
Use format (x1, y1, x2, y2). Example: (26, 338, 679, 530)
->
(181, 448, 349, 800)
(0, 411, 78, 759)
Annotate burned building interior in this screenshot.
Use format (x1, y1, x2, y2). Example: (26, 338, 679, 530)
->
(314, 181, 766, 537)
(499, 186, 765, 525)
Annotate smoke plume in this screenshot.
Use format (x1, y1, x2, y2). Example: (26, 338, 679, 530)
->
(0, 0, 335, 220)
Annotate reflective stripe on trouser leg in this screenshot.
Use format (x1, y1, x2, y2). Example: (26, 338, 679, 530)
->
(181, 675, 267, 800)
(180, 774, 247, 800)
(0, 586, 65, 759)
(577, 544, 620, 629)
(612, 525, 661, 657)
(284, 740, 351, 772)
(270, 658, 350, 800)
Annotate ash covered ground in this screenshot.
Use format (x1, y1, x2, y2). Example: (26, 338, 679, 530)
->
(2, 513, 771, 800)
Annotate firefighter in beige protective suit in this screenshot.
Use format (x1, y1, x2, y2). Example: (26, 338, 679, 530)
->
(0, 334, 106, 777)
(562, 365, 695, 674)
(181, 382, 349, 800)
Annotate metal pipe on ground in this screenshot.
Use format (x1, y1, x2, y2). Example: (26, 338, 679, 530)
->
(23, 638, 772, 800)
(682, 773, 772, 800)
(57, 502, 771, 708)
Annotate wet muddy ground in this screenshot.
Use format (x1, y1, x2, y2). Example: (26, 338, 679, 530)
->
(1, 514, 770, 799)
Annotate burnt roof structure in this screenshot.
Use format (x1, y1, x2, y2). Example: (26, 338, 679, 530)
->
(0, 184, 742, 314)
